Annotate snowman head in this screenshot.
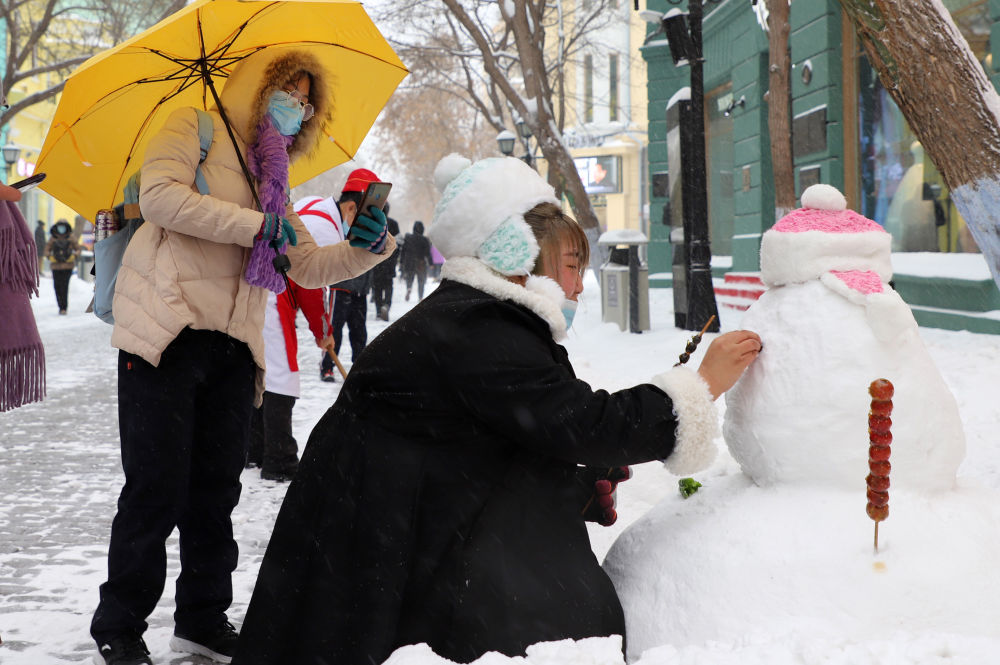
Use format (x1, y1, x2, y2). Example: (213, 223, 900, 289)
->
(760, 184, 892, 288)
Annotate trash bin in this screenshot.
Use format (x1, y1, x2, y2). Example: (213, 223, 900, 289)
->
(598, 230, 649, 333)
(77, 250, 95, 283)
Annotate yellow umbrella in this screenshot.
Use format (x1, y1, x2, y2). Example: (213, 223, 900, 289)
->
(36, 0, 407, 220)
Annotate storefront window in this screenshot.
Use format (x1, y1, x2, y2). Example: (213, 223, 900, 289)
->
(706, 85, 734, 256)
(856, 0, 987, 253)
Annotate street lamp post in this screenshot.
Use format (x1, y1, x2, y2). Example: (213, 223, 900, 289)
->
(641, 2, 720, 333)
(515, 118, 534, 168)
(2, 143, 20, 183)
(496, 123, 536, 168)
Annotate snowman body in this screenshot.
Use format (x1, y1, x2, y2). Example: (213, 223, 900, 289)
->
(724, 278, 965, 490)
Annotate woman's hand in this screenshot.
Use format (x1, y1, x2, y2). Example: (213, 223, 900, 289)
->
(696, 330, 762, 400)
(0, 183, 22, 202)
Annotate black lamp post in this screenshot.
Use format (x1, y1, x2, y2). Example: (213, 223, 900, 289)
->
(2, 143, 20, 183)
(515, 118, 534, 168)
(497, 121, 536, 168)
(641, 2, 720, 333)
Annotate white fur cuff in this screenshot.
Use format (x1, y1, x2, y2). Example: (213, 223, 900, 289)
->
(648, 367, 719, 475)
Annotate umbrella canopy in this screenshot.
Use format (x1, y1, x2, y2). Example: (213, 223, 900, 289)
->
(36, 0, 407, 220)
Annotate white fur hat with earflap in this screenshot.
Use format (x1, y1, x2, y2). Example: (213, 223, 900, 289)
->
(428, 154, 560, 276)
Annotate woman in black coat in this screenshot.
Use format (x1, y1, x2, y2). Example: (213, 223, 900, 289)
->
(234, 155, 760, 665)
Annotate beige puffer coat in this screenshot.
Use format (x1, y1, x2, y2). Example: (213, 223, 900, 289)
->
(111, 48, 395, 402)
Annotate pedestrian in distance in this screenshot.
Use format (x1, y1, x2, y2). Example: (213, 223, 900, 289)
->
(34, 220, 46, 274)
(371, 201, 400, 321)
(89, 48, 395, 665)
(44, 219, 79, 315)
(400, 219, 432, 301)
(232, 154, 761, 665)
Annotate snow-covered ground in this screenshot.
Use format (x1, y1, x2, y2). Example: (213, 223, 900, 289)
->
(3, 269, 1000, 664)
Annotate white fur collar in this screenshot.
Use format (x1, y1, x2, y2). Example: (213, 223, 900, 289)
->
(441, 257, 568, 341)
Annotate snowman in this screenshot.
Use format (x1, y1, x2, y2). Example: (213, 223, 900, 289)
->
(723, 183, 965, 490)
(602, 185, 1000, 661)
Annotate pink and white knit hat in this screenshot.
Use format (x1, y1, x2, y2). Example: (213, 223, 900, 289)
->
(760, 184, 893, 289)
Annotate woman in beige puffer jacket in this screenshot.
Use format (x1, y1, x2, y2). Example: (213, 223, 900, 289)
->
(90, 47, 395, 665)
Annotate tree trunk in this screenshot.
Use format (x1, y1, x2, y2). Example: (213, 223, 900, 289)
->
(766, 0, 795, 220)
(839, 0, 1000, 290)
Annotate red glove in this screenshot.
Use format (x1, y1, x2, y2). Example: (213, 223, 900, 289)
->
(583, 466, 632, 526)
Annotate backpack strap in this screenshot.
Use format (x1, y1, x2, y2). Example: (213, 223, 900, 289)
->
(193, 108, 214, 195)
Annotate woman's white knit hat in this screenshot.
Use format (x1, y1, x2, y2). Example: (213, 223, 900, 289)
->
(427, 154, 559, 276)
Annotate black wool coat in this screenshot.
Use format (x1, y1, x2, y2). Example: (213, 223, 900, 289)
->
(234, 270, 706, 665)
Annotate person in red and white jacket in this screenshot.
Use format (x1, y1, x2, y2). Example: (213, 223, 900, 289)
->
(247, 193, 345, 482)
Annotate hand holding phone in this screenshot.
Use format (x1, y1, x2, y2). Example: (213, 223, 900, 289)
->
(353, 181, 391, 220)
(11, 172, 46, 191)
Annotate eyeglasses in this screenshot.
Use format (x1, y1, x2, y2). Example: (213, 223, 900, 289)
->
(275, 89, 314, 122)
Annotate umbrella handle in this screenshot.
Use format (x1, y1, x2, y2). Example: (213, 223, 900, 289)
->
(202, 67, 264, 213)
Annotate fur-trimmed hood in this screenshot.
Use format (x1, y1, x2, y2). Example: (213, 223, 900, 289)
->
(219, 46, 333, 164)
(440, 256, 568, 341)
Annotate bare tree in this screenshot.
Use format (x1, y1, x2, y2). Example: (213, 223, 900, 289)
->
(373, 0, 620, 248)
(761, 0, 794, 220)
(838, 0, 1000, 290)
(0, 0, 187, 128)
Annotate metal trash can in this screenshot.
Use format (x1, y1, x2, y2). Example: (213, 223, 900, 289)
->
(598, 230, 650, 333)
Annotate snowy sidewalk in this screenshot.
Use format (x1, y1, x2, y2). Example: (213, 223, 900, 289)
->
(4, 272, 1000, 665)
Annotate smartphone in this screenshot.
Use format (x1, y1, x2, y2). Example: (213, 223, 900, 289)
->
(11, 172, 46, 190)
(355, 181, 392, 217)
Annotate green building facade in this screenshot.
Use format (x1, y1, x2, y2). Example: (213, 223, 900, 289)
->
(641, 0, 1000, 334)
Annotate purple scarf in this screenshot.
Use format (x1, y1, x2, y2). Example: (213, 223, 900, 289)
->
(0, 200, 45, 411)
(244, 116, 295, 293)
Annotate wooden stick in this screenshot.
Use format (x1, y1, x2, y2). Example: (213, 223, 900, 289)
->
(697, 314, 717, 336)
(323, 342, 349, 380)
(874, 521, 880, 553)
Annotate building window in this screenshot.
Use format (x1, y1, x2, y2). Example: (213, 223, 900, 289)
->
(609, 53, 619, 122)
(584, 54, 594, 123)
(852, 0, 987, 253)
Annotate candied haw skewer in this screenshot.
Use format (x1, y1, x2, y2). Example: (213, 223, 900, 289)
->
(675, 315, 717, 366)
(867, 378, 894, 552)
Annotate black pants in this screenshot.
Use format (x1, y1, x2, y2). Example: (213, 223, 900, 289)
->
(404, 264, 428, 300)
(91, 328, 255, 642)
(321, 290, 366, 373)
(372, 274, 393, 313)
(52, 268, 72, 311)
(248, 392, 298, 474)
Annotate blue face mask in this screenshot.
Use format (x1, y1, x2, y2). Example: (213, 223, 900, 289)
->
(267, 92, 304, 136)
(561, 299, 578, 330)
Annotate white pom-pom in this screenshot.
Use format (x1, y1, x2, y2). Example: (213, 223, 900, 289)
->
(800, 184, 847, 211)
(433, 153, 472, 193)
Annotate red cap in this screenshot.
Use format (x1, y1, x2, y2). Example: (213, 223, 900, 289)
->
(342, 168, 380, 194)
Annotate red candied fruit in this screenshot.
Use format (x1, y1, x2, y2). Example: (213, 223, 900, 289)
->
(869, 400, 893, 417)
(866, 503, 889, 521)
(868, 414, 892, 432)
(869, 459, 891, 476)
(869, 445, 891, 462)
(866, 473, 890, 492)
(869, 430, 893, 446)
(867, 488, 889, 506)
(869, 378, 894, 401)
